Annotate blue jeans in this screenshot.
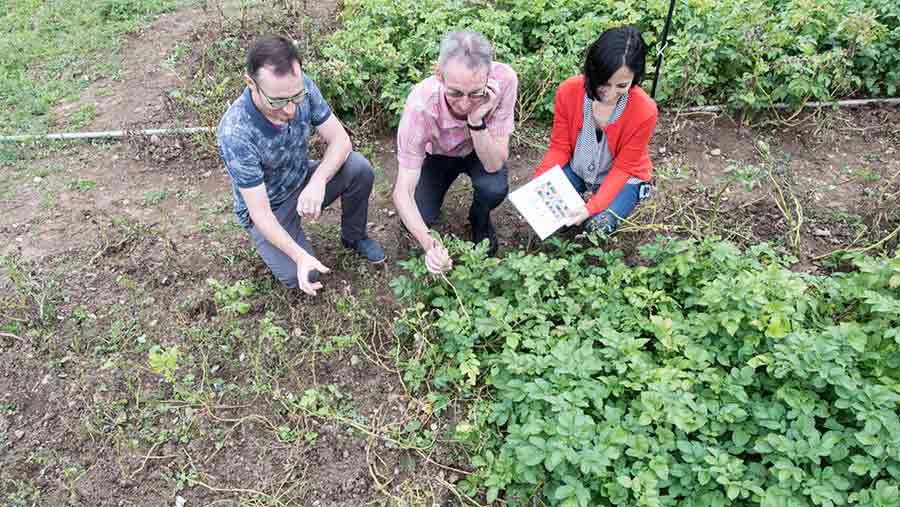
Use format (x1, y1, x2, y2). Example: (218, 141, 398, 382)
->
(562, 164, 650, 234)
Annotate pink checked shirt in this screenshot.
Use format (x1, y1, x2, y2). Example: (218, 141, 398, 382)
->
(397, 62, 518, 170)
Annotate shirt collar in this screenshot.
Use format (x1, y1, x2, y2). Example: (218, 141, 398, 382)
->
(241, 87, 283, 138)
(434, 87, 470, 129)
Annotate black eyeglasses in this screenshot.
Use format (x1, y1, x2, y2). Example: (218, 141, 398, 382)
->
(251, 77, 307, 109)
(444, 79, 489, 100)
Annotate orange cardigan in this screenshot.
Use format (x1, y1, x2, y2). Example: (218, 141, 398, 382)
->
(533, 75, 657, 216)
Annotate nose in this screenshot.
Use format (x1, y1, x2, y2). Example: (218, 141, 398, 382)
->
(456, 96, 475, 110)
(283, 101, 297, 118)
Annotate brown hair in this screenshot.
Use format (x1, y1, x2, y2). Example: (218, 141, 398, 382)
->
(246, 35, 301, 79)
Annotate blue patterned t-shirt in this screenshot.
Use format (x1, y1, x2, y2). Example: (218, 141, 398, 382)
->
(217, 77, 332, 228)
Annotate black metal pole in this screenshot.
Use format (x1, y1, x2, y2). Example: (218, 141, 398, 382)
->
(650, 0, 677, 99)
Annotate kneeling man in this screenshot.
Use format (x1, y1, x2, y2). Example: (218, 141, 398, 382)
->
(218, 35, 384, 295)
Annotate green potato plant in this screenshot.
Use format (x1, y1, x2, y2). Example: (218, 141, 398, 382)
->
(392, 237, 900, 506)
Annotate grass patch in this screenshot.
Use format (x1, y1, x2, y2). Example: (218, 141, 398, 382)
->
(0, 0, 178, 135)
(67, 104, 98, 130)
(0, 144, 21, 166)
(143, 189, 168, 206)
(39, 190, 58, 210)
(66, 179, 97, 192)
(30, 165, 65, 178)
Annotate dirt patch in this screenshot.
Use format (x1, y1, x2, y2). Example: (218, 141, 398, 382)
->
(53, 5, 218, 132)
(52, 0, 345, 133)
(0, 140, 227, 261)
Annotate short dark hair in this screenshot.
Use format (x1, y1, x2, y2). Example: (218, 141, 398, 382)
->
(246, 35, 302, 79)
(583, 26, 647, 101)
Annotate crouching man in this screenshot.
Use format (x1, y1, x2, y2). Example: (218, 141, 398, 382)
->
(392, 30, 518, 273)
(218, 35, 385, 295)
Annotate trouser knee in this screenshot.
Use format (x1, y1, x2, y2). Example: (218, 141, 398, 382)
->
(473, 177, 508, 210)
(343, 151, 374, 188)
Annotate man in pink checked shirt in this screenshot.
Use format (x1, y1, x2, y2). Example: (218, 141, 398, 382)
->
(392, 30, 518, 274)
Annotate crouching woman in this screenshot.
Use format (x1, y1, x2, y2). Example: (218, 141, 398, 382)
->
(533, 26, 657, 234)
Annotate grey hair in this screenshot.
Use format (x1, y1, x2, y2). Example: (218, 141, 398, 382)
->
(438, 30, 493, 71)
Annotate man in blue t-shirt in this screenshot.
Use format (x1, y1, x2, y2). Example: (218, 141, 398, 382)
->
(218, 35, 384, 295)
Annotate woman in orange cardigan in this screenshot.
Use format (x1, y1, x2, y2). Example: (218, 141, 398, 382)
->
(533, 26, 657, 234)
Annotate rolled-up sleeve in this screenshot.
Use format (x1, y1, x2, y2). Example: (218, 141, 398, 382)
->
(396, 95, 428, 170)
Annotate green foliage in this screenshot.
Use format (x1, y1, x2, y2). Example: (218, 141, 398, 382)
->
(0, 253, 56, 326)
(0, 144, 20, 166)
(148, 344, 180, 383)
(66, 179, 97, 192)
(97, 0, 171, 22)
(207, 278, 256, 315)
(167, 34, 244, 157)
(143, 189, 169, 206)
(392, 237, 900, 506)
(309, 0, 900, 125)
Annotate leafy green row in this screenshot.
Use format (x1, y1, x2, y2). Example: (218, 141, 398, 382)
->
(308, 0, 900, 125)
(391, 238, 900, 506)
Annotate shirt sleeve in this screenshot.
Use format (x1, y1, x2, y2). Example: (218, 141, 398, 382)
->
(219, 133, 264, 189)
(585, 168, 630, 216)
(585, 115, 657, 216)
(396, 92, 429, 170)
(305, 77, 333, 127)
(534, 82, 575, 178)
(487, 70, 517, 138)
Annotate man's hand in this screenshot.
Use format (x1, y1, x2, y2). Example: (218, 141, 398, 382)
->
(468, 78, 502, 126)
(297, 252, 331, 296)
(425, 238, 452, 274)
(565, 205, 591, 227)
(297, 179, 326, 220)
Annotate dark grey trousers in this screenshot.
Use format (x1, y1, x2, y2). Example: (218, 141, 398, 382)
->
(248, 151, 374, 288)
(414, 151, 508, 226)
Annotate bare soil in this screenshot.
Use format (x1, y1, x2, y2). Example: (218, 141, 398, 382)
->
(53, 4, 216, 132)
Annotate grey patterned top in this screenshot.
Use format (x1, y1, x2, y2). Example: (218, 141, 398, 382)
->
(217, 78, 332, 228)
(570, 91, 640, 187)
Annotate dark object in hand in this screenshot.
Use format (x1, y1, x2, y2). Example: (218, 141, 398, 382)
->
(308, 269, 320, 283)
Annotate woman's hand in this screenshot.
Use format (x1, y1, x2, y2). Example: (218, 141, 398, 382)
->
(565, 205, 590, 227)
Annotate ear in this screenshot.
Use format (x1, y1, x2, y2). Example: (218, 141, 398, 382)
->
(244, 74, 255, 89)
(433, 62, 442, 83)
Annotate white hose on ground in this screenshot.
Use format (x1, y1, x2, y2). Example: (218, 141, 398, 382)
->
(0, 97, 898, 142)
(680, 97, 900, 113)
(0, 127, 213, 142)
